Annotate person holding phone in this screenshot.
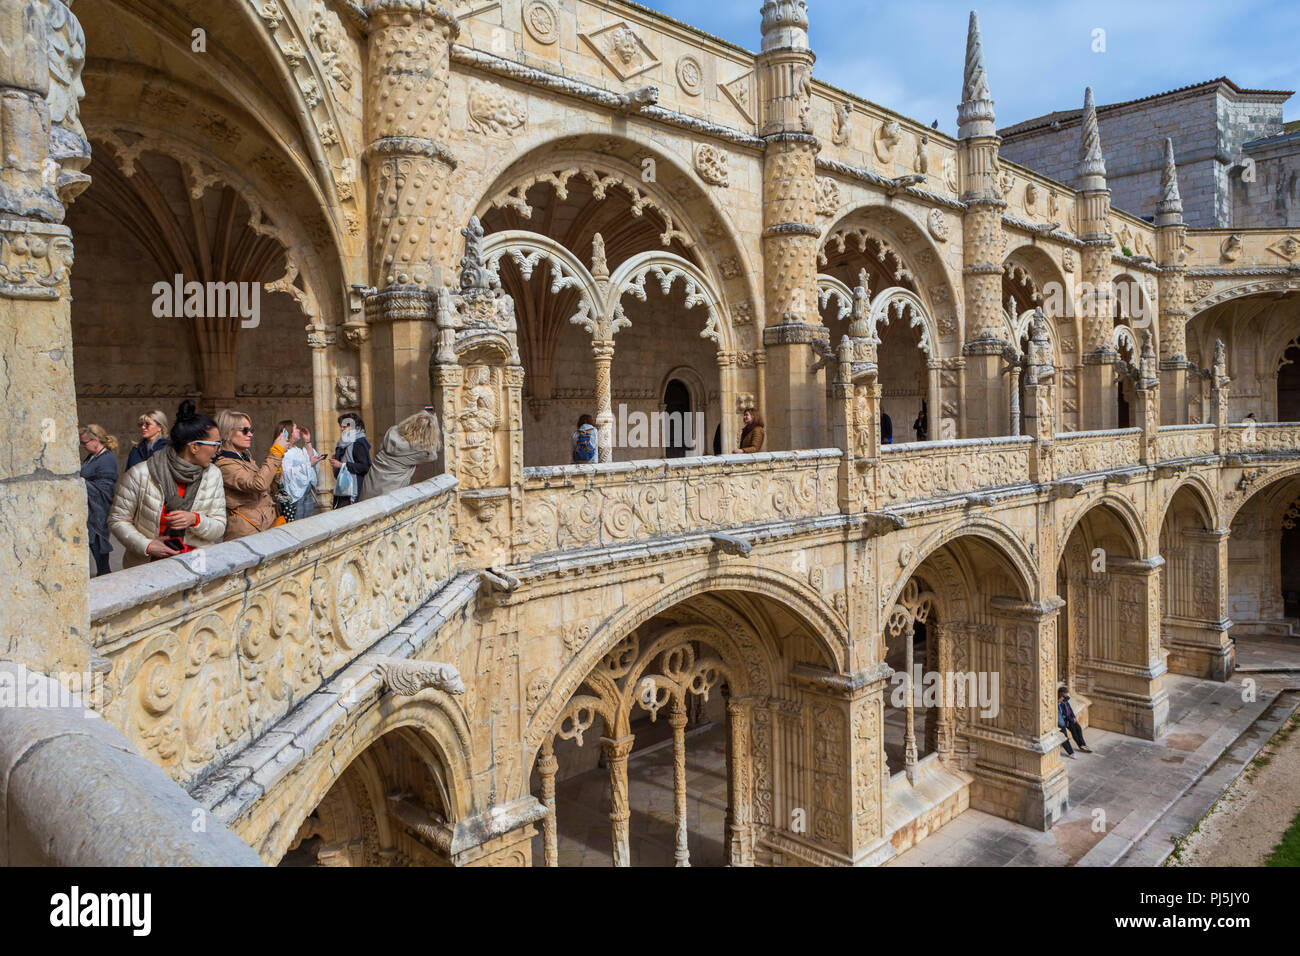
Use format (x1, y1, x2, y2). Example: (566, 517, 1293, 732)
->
(109, 400, 227, 568)
(281, 425, 326, 519)
(214, 409, 290, 540)
(357, 407, 441, 501)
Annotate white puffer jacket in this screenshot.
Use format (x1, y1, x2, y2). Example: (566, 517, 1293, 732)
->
(108, 460, 227, 568)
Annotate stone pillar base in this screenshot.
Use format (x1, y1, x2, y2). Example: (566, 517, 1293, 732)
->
(968, 740, 1069, 831)
(1086, 670, 1169, 739)
(1164, 622, 1234, 681)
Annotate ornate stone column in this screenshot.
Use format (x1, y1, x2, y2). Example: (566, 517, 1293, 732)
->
(957, 13, 1009, 438)
(1076, 88, 1118, 431)
(593, 341, 614, 462)
(1155, 138, 1190, 424)
(430, 218, 526, 567)
(757, 0, 825, 452)
(537, 737, 559, 867)
(1085, 557, 1169, 740)
(789, 666, 892, 865)
(971, 598, 1070, 830)
(1211, 340, 1230, 453)
(0, 0, 91, 676)
(1135, 338, 1160, 464)
(670, 697, 690, 866)
(600, 733, 635, 867)
(724, 696, 755, 866)
(1022, 309, 1057, 482)
(363, 0, 460, 429)
(1164, 527, 1234, 681)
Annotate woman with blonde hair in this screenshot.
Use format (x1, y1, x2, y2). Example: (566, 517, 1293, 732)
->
(215, 409, 290, 540)
(358, 408, 441, 501)
(79, 424, 119, 576)
(109, 400, 227, 568)
(126, 409, 170, 469)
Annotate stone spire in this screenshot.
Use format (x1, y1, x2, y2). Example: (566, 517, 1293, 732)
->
(957, 10, 996, 139)
(1155, 137, 1183, 225)
(760, 0, 810, 52)
(1078, 86, 1107, 190)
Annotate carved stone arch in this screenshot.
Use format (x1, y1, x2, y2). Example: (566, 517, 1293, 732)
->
(1111, 271, 1157, 352)
(1159, 474, 1220, 533)
(1188, 277, 1300, 315)
(258, 697, 475, 865)
(480, 229, 602, 329)
(1056, 494, 1149, 566)
(887, 518, 1040, 617)
(607, 250, 735, 351)
(1223, 462, 1300, 528)
(532, 569, 847, 751)
(818, 203, 961, 344)
(869, 286, 937, 359)
(470, 136, 758, 325)
(78, 5, 359, 276)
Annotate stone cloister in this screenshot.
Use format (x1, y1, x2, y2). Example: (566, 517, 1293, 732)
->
(3, 0, 1300, 867)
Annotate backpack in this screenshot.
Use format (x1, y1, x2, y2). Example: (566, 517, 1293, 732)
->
(573, 427, 596, 463)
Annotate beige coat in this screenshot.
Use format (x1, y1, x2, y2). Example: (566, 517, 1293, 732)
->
(108, 460, 227, 568)
(215, 447, 285, 540)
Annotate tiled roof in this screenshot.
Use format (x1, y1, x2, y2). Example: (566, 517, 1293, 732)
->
(999, 77, 1294, 137)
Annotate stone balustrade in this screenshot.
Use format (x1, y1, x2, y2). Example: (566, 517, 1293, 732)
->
(1052, 428, 1143, 477)
(87, 475, 459, 788)
(1155, 424, 1217, 462)
(1223, 421, 1300, 456)
(522, 449, 843, 555)
(876, 436, 1034, 504)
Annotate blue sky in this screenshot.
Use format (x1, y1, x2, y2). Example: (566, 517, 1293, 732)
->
(636, 0, 1300, 133)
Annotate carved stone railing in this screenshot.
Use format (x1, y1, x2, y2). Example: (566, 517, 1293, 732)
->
(1156, 424, 1216, 462)
(521, 450, 842, 554)
(87, 475, 459, 788)
(1223, 422, 1300, 456)
(876, 436, 1034, 504)
(1052, 428, 1142, 477)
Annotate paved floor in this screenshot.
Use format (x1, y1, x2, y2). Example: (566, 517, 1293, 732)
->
(890, 636, 1300, 867)
(536, 636, 1300, 866)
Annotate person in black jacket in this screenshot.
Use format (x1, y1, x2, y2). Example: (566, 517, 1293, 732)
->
(79, 424, 120, 576)
(330, 413, 371, 508)
(881, 412, 893, 445)
(1058, 687, 1092, 758)
(125, 409, 170, 469)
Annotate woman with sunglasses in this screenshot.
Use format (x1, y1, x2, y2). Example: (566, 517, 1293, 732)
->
(79, 424, 120, 576)
(125, 409, 171, 469)
(109, 400, 227, 568)
(214, 409, 290, 541)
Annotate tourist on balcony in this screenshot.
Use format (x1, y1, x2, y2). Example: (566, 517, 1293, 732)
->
(281, 426, 324, 520)
(330, 413, 371, 508)
(881, 412, 893, 445)
(215, 410, 289, 540)
(360, 407, 441, 500)
(109, 400, 226, 568)
(79, 424, 119, 577)
(1058, 687, 1092, 758)
(572, 413, 598, 464)
(125, 409, 170, 469)
(733, 408, 764, 454)
(913, 401, 928, 442)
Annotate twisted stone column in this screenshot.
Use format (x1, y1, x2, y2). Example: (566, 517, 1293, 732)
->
(600, 734, 635, 866)
(363, 0, 459, 426)
(537, 737, 559, 867)
(593, 341, 614, 462)
(724, 697, 754, 866)
(757, 1, 824, 452)
(670, 697, 690, 867)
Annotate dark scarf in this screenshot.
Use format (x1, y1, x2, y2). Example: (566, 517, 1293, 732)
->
(147, 444, 205, 513)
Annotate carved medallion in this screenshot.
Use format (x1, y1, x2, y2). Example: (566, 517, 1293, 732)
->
(522, 0, 559, 44)
(928, 208, 950, 242)
(676, 54, 704, 96)
(1266, 235, 1299, 262)
(815, 176, 840, 217)
(468, 83, 527, 135)
(694, 143, 729, 187)
(873, 120, 901, 164)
